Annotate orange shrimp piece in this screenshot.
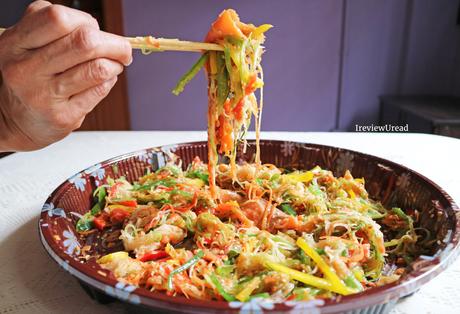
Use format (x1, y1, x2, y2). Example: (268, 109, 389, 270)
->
(205, 9, 255, 43)
(214, 201, 253, 227)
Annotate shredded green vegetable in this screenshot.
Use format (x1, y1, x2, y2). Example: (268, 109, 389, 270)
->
(167, 250, 204, 291)
(210, 273, 236, 301)
(172, 53, 208, 96)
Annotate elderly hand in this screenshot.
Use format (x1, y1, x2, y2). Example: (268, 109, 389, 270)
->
(0, 1, 132, 151)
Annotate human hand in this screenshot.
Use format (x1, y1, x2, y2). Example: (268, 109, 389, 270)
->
(0, 0, 132, 151)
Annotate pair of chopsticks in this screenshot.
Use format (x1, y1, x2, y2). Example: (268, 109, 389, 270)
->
(0, 27, 223, 52)
(128, 36, 222, 52)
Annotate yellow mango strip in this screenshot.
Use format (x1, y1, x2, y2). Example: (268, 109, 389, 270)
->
(347, 189, 356, 199)
(266, 262, 350, 295)
(235, 277, 261, 301)
(97, 251, 129, 264)
(285, 171, 314, 184)
(251, 24, 273, 38)
(296, 238, 354, 295)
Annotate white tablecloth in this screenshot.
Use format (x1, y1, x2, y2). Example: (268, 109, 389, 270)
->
(1, 131, 460, 314)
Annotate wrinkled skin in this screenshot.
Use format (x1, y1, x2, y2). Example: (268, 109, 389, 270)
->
(0, 1, 132, 151)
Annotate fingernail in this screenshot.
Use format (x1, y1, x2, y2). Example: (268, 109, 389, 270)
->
(126, 56, 133, 66)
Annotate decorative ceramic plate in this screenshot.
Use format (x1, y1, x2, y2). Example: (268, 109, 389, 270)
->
(39, 140, 460, 314)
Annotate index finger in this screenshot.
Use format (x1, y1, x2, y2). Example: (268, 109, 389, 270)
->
(11, 4, 99, 50)
(32, 26, 133, 73)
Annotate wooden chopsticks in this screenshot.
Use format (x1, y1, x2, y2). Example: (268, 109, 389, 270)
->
(128, 36, 222, 52)
(0, 27, 223, 53)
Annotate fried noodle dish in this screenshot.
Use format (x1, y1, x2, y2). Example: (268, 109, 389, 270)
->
(75, 9, 425, 303)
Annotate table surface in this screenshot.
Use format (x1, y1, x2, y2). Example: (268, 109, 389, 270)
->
(1, 131, 460, 314)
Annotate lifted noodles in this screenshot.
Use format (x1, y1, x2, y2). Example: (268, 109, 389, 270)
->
(172, 9, 272, 197)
